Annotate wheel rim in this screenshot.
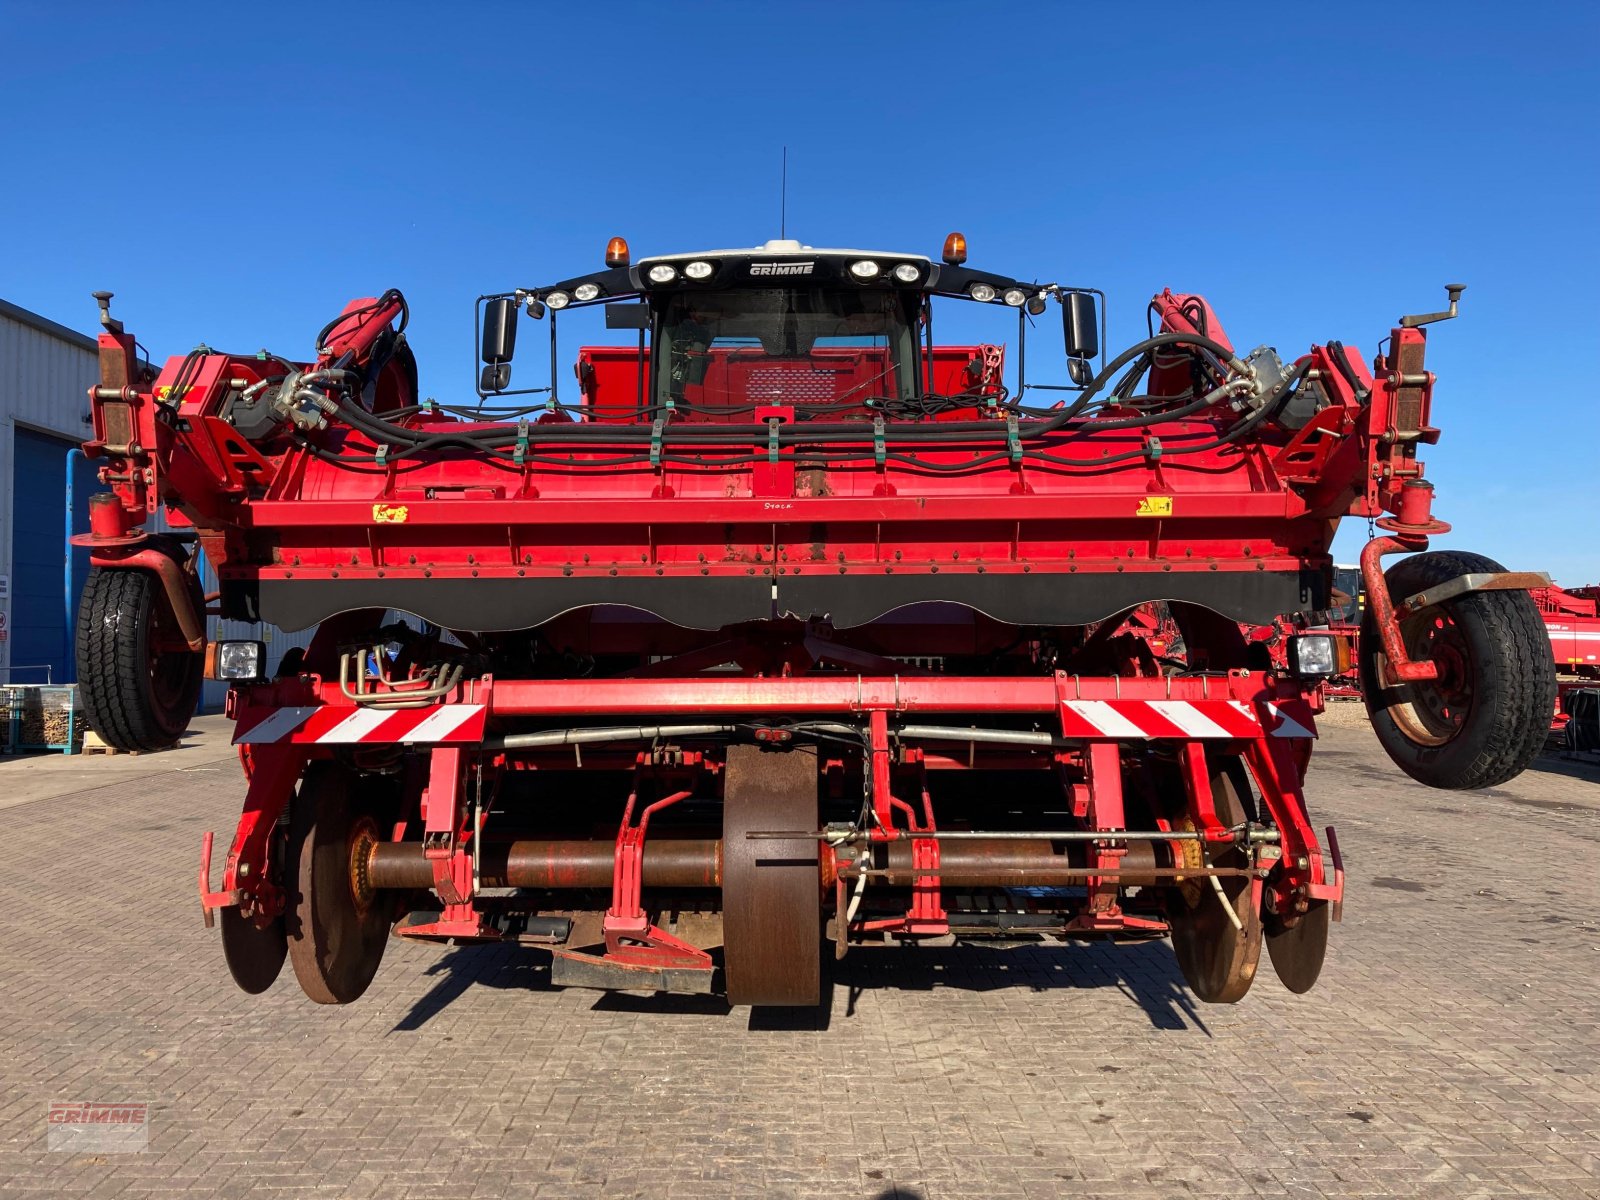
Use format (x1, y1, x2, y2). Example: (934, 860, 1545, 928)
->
(145, 579, 198, 732)
(1169, 761, 1262, 1004)
(1386, 606, 1474, 747)
(287, 765, 391, 1005)
(721, 746, 822, 1007)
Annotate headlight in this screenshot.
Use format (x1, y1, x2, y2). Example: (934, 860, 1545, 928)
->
(573, 282, 601, 302)
(647, 264, 678, 284)
(893, 263, 920, 283)
(684, 260, 714, 280)
(967, 282, 996, 303)
(211, 640, 265, 681)
(1002, 287, 1029, 307)
(545, 290, 571, 310)
(1288, 635, 1336, 677)
(850, 260, 880, 279)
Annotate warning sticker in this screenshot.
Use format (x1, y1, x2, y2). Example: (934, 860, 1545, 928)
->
(372, 504, 409, 524)
(1136, 496, 1173, 517)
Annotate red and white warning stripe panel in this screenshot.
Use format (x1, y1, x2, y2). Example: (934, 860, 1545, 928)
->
(233, 704, 486, 746)
(1057, 699, 1316, 740)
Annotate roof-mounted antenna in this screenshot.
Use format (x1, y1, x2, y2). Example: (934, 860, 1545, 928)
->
(780, 146, 787, 240)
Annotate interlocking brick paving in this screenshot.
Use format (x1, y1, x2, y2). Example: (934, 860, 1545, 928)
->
(0, 721, 1595, 1198)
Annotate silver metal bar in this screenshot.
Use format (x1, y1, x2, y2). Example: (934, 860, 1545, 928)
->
(493, 724, 738, 750)
(897, 724, 1063, 748)
(747, 828, 1281, 843)
(842, 865, 1258, 881)
(1395, 570, 1551, 620)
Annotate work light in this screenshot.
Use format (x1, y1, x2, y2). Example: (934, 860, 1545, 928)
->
(210, 640, 265, 681)
(1288, 635, 1337, 677)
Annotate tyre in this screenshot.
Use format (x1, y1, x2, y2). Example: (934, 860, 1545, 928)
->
(75, 565, 203, 752)
(1360, 550, 1554, 789)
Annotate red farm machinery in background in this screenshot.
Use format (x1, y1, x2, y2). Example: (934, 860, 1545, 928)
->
(73, 237, 1555, 1009)
(1536, 583, 1600, 679)
(1532, 583, 1600, 744)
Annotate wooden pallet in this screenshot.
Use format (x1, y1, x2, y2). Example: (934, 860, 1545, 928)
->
(79, 730, 175, 757)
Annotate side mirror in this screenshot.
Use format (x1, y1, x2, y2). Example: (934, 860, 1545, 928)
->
(480, 297, 518, 392)
(1067, 358, 1094, 386)
(1062, 291, 1098, 360)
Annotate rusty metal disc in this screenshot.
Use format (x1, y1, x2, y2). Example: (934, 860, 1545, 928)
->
(220, 907, 286, 995)
(1266, 899, 1331, 994)
(286, 763, 391, 1005)
(721, 745, 822, 1007)
(1169, 758, 1262, 1004)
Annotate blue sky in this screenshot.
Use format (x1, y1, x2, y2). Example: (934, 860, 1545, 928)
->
(2, 2, 1595, 581)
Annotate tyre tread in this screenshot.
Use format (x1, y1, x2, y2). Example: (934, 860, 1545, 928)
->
(1363, 551, 1555, 789)
(74, 567, 199, 752)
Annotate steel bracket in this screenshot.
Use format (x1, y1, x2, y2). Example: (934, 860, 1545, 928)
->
(1393, 570, 1550, 621)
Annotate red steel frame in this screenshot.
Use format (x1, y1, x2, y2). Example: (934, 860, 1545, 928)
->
(83, 274, 1468, 988)
(199, 667, 1343, 949)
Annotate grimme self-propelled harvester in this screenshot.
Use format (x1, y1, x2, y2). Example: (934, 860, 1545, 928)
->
(75, 236, 1555, 1008)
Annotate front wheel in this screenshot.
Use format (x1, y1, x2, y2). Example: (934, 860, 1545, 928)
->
(75, 565, 203, 752)
(1360, 550, 1554, 790)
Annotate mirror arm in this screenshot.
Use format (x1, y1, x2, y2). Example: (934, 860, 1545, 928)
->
(1016, 306, 1026, 404)
(548, 308, 559, 409)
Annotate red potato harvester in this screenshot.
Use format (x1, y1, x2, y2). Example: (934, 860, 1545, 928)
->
(74, 235, 1554, 1008)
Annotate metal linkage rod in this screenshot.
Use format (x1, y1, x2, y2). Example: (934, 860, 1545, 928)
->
(747, 828, 1282, 843)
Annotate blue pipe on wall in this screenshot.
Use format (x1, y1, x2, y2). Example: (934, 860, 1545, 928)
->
(64, 446, 83, 683)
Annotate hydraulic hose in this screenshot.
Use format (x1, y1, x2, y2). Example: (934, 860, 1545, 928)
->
(319, 329, 1251, 454)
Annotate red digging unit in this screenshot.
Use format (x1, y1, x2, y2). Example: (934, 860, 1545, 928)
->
(74, 239, 1553, 1009)
(1534, 584, 1600, 677)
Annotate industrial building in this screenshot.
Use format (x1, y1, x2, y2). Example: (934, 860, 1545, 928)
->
(0, 298, 307, 711)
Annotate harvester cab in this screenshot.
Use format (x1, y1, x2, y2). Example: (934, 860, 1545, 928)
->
(73, 235, 1555, 1011)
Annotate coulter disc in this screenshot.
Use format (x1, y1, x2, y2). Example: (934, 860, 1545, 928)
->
(1266, 899, 1332, 994)
(1170, 759, 1262, 1004)
(220, 907, 287, 995)
(286, 763, 391, 1005)
(721, 745, 822, 1007)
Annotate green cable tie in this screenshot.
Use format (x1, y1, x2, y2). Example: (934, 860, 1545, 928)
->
(1007, 414, 1022, 465)
(1146, 435, 1163, 462)
(650, 417, 665, 468)
(768, 418, 781, 464)
(374, 443, 389, 468)
(514, 418, 529, 466)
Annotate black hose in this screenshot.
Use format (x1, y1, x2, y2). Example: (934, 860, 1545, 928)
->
(322, 329, 1246, 453)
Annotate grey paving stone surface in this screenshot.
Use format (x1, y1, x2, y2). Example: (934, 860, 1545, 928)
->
(0, 722, 1596, 1198)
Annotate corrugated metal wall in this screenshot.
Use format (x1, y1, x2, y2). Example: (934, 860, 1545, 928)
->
(0, 300, 313, 713)
(0, 303, 97, 685)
